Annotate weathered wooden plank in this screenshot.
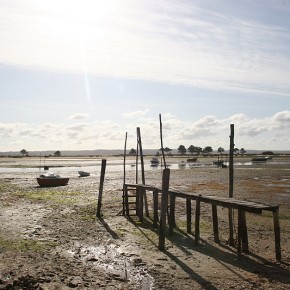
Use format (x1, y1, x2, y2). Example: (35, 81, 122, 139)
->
(125, 183, 277, 213)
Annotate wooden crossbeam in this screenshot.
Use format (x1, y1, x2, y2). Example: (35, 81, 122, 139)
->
(123, 183, 281, 261)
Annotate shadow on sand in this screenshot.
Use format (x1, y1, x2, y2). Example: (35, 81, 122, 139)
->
(121, 215, 290, 289)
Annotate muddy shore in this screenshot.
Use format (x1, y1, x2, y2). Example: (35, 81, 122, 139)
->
(0, 156, 290, 289)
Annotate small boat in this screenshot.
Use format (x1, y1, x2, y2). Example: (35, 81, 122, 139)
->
(187, 158, 197, 163)
(78, 171, 90, 177)
(150, 157, 159, 166)
(213, 160, 225, 166)
(37, 172, 69, 187)
(251, 157, 268, 162)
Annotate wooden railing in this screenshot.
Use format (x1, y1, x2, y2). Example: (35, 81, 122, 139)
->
(123, 182, 281, 261)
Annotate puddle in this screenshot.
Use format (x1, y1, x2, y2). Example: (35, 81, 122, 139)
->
(64, 243, 154, 289)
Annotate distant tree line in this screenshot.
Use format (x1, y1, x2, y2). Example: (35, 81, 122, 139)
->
(20, 149, 28, 157)
(128, 145, 247, 156)
(176, 145, 247, 156)
(19, 149, 62, 157)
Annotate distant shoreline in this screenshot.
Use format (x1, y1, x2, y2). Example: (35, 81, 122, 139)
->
(1, 152, 290, 159)
(1, 148, 290, 157)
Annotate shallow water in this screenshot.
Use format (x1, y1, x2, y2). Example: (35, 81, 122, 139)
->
(1, 156, 290, 174)
(65, 243, 154, 289)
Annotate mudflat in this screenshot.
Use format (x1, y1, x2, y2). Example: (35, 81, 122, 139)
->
(0, 156, 289, 289)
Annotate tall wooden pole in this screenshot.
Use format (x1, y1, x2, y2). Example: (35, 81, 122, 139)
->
(137, 127, 149, 216)
(123, 132, 127, 185)
(137, 127, 145, 185)
(159, 114, 167, 168)
(122, 133, 127, 216)
(229, 124, 234, 198)
(228, 124, 235, 246)
(136, 137, 139, 184)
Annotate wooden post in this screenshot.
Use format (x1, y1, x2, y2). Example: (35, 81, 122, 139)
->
(135, 186, 140, 216)
(169, 192, 176, 235)
(159, 168, 170, 251)
(229, 124, 234, 197)
(212, 204, 219, 243)
(123, 132, 127, 186)
(153, 189, 159, 228)
(137, 127, 145, 184)
(139, 187, 144, 222)
(229, 124, 235, 246)
(195, 197, 201, 246)
(122, 133, 127, 216)
(241, 210, 248, 252)
(237, 209, 248, 253)
(137, 127, 149, 217)
(96, 159, 107, 218)
(273, 208, 281, 261)
(186, 198, 192, 234)
(159, 114, 167, 168)
(135, 137, 139, 184)
(124, 184, 129, 216)
(237, 208, 242, 254)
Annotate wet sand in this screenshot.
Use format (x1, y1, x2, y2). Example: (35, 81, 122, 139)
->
(0, 156, 290, 289)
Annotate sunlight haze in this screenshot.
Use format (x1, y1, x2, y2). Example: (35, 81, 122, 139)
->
(0, 0, 290, 152)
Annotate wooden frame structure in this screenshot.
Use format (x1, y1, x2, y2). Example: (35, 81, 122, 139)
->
(122, 182, 281, 261)
(122, 122, 281, 261)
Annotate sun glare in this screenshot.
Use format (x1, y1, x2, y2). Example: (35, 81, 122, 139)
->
(31, 0, 121, 106)
(36, 0, 119, 39)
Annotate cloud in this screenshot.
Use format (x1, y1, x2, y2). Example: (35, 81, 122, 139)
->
(0, 0, 289, 96)
(19, 130, 45, 139)
(234, 110, 290, 138)
(67, 113, 89, 120)
(273, 110, 290, 123)
(123, 109, 150, 119)
(0, 123, 14, 137)
(67, 123, 89, 131)
(0, 111, 290, 151)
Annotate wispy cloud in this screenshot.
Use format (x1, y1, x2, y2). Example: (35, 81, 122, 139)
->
(0, 0, 289, 96)
(123, 109, 149, 119)
(67, 113, 89, 120)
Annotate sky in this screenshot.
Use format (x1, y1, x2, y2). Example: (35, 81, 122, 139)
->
(0, 0, 290, 152)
